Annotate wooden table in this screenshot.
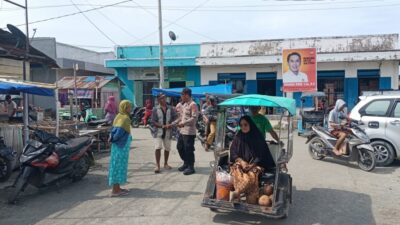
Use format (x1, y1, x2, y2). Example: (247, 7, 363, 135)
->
(79, 126, 111, 153)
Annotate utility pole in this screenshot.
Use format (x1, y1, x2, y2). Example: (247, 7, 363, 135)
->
(22, 0, 29, 144)
(158, 0, 164, 88)
(73, 63, 79, 121)
(4, 0, 30, 144)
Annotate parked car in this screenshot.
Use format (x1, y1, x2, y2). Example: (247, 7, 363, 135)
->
(349, 95, 400, 166)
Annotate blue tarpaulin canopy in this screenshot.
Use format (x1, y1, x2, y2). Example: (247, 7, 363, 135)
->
(0, 79, 56, 96)
(152, 84, 232, 98)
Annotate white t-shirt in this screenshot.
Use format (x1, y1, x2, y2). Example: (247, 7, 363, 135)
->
(283, 70, 309, 83)
(7, 101, 17, 117)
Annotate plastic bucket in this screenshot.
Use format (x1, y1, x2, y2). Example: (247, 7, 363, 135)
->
(216, 181, 233, 201)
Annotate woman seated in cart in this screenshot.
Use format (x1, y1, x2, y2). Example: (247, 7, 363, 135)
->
(230, 115, 276, 169)
(229, 115, 276, 203)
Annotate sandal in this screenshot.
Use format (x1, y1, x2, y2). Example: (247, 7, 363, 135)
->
(121, 188, 130, 193)
(110, 191, 129, 197)
(154, 167, 161, 173)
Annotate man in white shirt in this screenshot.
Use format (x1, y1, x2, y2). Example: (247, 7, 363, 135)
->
(283, 52, 309, 83)
(5, 95, 17, 120)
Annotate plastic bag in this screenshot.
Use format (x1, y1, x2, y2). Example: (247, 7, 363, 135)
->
(215, 167, 234, 201)
(216, 166, 233, 184)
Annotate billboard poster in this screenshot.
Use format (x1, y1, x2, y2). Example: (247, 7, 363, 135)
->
(282, 48, 317, 93)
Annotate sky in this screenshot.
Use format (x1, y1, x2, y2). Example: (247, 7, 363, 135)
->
(1, 0, 400, 52)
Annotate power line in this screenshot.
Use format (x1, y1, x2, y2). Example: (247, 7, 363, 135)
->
(5, 0, 399, 28)
(130, 0, 213, 44)
(70, 0, 117, 45)
(10, 0, 134, 27)
(0, 0, 387, 11)
(83, 0, 145, 44)
(128, 0, 218, 41)
(164, 2, 400, 12)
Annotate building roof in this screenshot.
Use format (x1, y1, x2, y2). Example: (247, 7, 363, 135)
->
(56, 76, 117, 89)
(0, 24, 58, 68)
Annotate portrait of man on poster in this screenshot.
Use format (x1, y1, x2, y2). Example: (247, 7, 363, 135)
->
(283, 52, 309, 83)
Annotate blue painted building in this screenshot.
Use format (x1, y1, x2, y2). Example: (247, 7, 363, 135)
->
(105, 44, 200, 106)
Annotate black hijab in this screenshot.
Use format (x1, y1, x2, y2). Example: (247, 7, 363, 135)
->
(230, 115, 276, 169)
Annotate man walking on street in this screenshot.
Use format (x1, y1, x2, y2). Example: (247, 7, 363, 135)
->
(151, 93, 177, 173)
(177, 88, 198, 175)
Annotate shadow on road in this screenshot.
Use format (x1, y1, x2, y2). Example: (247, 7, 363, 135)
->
(0, 168, 203, 225)
(0, 173, 110, 224)
(212, 187, 376, 225)
(120, 188, 201, 199)
(315, 157, 400, 174)
(0, 173, 108, 204)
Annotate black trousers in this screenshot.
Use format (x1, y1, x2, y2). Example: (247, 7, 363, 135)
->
(177, 134, 185, 162)
(177, 134, 196, 166)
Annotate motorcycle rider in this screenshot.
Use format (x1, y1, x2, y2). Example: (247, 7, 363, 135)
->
(201, 94, 210, 113)
(203, 96, 218, 151)
(328, 99, 348, 155)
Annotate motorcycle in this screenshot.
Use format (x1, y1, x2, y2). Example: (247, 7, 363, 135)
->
(306, 121, 376, 172)
(0, 137, 16, 182)
(131, 107, 145, 128)
(82, 107, 97, 123)
(8, 128, 94, 203)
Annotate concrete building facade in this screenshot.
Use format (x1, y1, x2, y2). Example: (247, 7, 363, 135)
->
(106, 34, 400, 109)
(198, 34, 399, 109)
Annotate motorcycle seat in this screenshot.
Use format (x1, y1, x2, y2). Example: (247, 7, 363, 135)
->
(88, 119, 109, 127)
(313, 126, 337, 139)
(55, 137, 91, 155)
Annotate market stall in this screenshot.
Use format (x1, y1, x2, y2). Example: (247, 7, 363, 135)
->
(0, 79, 57, 158)
(56, 76, 120, 119)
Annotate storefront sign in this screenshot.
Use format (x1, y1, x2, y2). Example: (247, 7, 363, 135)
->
(128, 68, 165, 80)
(68, 89, 94, 98)
(167, 68, 186, 81)
(282, 48, 317, 93)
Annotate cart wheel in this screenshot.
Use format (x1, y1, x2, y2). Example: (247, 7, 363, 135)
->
(279, 213, 288, 219)
(209, 208, 219, 212)
(308, 137, 325, 160)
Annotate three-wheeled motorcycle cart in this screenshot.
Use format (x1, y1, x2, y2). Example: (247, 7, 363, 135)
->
(201, 94, 295, 219)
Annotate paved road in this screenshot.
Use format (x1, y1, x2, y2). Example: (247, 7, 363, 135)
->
(0, 128, 399, 225)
